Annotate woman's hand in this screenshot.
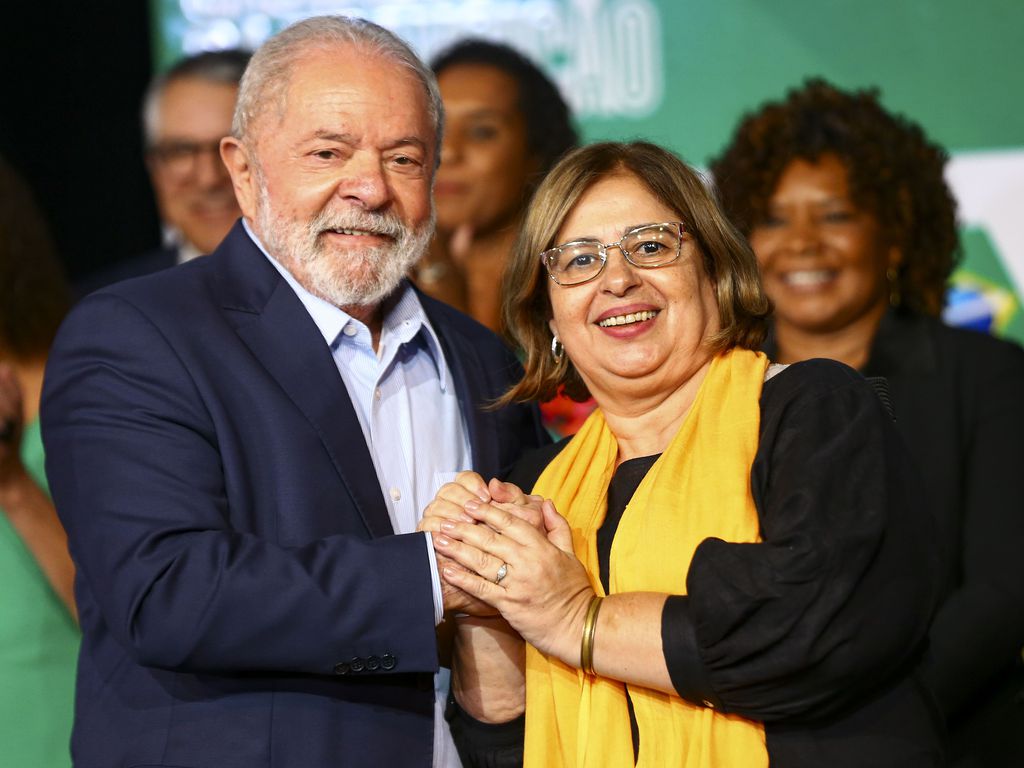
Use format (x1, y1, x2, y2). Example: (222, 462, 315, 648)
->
(434, 497, 595, 668)
(419, 472, 547, 615)
(420, 472, 547, 530)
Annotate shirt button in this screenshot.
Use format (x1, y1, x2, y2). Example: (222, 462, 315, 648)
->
(374, 388, 382, 400)
(343, 325, 357, 337)
(389, 487, 401, 501)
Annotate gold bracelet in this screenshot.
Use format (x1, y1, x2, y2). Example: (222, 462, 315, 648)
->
(580, 595, 604, 675)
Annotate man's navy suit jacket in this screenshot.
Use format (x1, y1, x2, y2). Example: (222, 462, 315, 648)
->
(41, 222, 547, 768)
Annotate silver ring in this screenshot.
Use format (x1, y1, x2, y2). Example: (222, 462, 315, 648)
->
(494, 563, 508, 584)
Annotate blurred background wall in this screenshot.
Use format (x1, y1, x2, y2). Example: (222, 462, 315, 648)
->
(4, 0, 1022, 342)
(0, 1, 159, 281)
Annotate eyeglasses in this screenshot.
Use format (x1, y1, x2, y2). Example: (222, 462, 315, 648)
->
(540, 222, 686, 286)
(148, 139, 224, 179)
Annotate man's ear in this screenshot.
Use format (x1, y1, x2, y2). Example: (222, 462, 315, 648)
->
(220, 137, 258, 220)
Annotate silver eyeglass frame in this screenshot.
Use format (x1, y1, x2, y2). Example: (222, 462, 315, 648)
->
(539, 221, 687, 286)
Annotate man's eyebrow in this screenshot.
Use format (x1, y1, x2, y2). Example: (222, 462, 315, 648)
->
(307, 130, 356, 143)
(297, 132, 428, 153)
(387, 136, 428, 152)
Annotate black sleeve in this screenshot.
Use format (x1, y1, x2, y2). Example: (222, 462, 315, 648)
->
(662, 359, 941, 721)
(446, 692, 525, 768)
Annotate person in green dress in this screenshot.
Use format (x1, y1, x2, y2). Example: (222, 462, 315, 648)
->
(0, 154, 79, 767)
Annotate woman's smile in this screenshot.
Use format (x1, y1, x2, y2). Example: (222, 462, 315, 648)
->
(595, 305, 661, 331)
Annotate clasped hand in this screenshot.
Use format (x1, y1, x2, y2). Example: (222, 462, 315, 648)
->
(418, 471, 595, 666)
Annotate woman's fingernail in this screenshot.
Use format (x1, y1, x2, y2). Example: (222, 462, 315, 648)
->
(436, 535, 451, 547)
(465, 499, 481, 512)
(440, 521, 455, 531)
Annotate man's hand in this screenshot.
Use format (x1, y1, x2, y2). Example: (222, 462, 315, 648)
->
(418, 472, 494, 615)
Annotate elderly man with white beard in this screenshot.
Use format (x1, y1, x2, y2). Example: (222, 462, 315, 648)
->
(39, 16, 547, 768)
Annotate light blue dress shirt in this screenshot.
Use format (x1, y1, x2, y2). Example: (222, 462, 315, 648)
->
(243, 220, 470, 767)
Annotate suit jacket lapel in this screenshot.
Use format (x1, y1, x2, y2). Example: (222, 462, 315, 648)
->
(212, 224, 395, 538)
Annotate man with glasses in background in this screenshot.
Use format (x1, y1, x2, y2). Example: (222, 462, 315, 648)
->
(79, 49, 249, 293)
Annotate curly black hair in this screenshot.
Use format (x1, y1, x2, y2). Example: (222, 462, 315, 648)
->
(709, 78, 958, 317)
(0, 156, 71, 360)
(431, 39, 578, 184)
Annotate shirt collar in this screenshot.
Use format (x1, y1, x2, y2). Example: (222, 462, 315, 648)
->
(241, 219, 450, 390)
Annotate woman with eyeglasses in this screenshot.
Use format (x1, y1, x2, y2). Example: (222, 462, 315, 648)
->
(419, 141, 944, 767)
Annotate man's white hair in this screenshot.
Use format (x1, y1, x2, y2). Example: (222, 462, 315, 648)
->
(232, 15, 444, 163)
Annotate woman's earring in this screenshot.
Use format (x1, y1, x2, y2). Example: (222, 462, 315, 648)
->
(886, 266, 901, 308)
(551, 335, 564, 363)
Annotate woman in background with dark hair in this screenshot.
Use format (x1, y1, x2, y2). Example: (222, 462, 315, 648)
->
(711, 78, 1024, 767)
(418, 38, 592, 437)
(414, 38, 578, 333)
(0, 155, 79, 766)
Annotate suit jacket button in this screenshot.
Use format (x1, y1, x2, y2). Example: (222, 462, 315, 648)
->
(349, 657, 365, 673)
(333, 662, 350, 675)
(381, 652, 396, 670)
(366, 655, 381, 671)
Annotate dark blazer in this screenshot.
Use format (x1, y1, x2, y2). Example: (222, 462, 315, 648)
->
(768, 310, 1024, 766)
(862, 311, 1024, 765)
(41, 222, 547, 768)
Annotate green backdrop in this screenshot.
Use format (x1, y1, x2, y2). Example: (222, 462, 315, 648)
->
(151, 0, 1024, 342)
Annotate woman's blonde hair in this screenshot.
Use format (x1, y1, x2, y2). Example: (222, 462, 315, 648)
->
(500, 141, 770, 405)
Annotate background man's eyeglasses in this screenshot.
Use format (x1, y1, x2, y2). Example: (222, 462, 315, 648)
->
(148, 139, 224, 179)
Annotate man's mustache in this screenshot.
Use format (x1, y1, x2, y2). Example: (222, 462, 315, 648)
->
(310, 209, 407, 240)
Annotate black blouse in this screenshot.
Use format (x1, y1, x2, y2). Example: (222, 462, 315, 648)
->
(449, 359, 946, 767)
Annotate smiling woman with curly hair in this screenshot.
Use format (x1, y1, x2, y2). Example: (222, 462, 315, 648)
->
(711, 78, 1024, 767)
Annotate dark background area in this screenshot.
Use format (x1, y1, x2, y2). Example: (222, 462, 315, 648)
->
(0, 2, 160, 284)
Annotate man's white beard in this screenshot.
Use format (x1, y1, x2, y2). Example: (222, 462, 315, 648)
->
(254, 181, 433, 309)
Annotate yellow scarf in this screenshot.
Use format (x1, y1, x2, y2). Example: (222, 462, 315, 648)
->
(524, 348, 770, 768)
